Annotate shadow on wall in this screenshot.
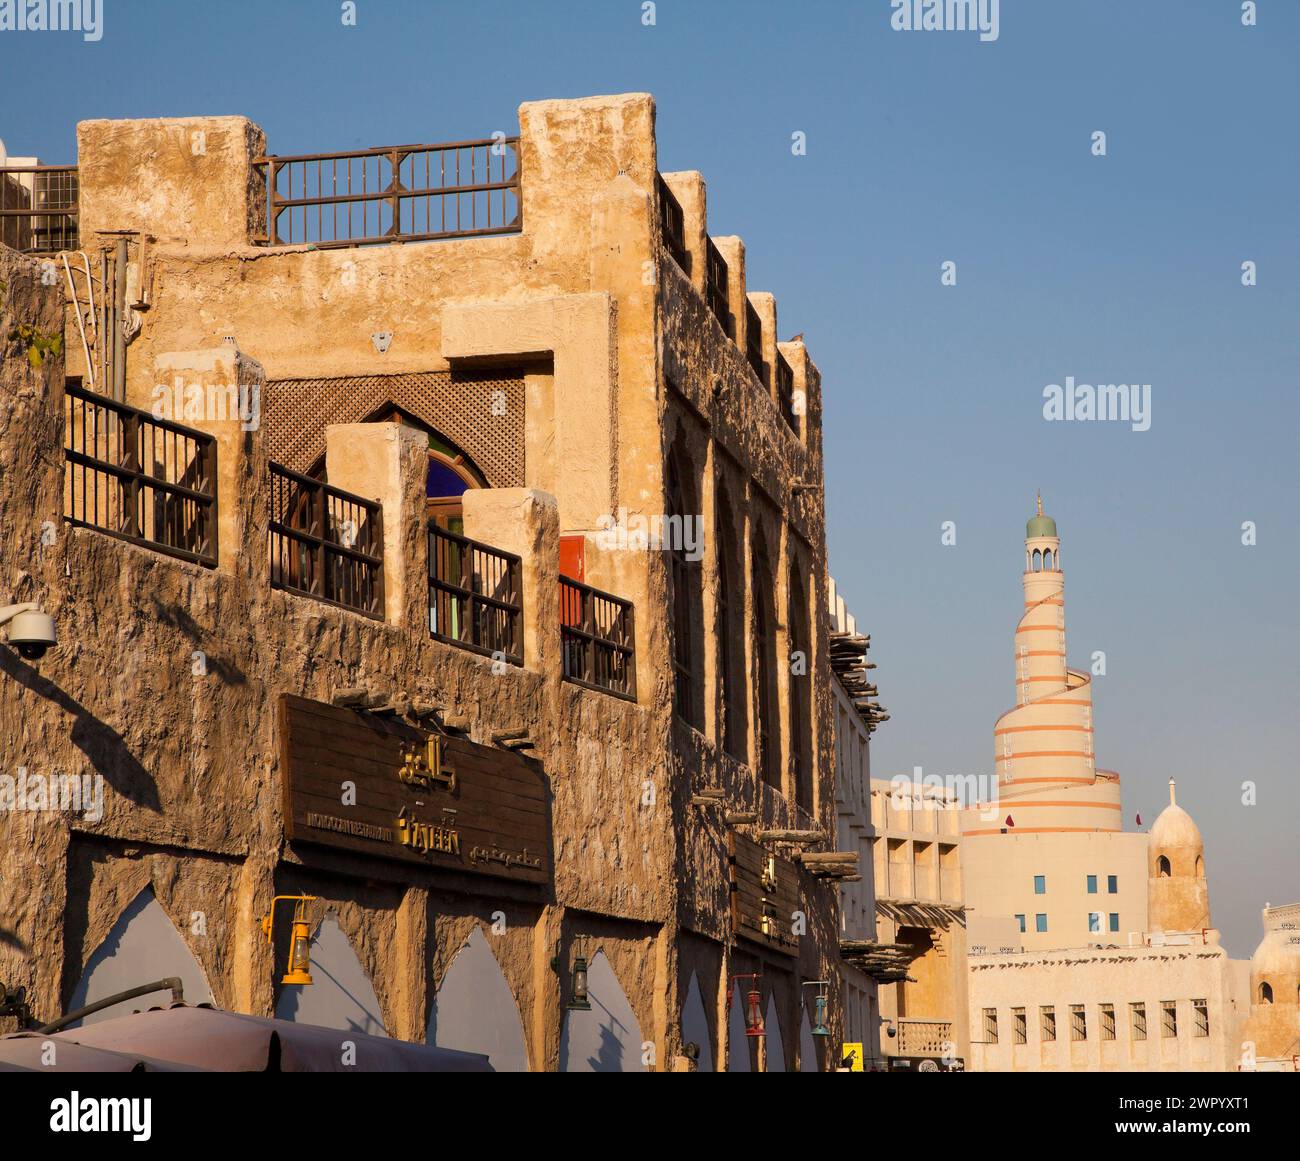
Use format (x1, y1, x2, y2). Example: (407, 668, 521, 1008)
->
(68, 887, 213, 1026)
(275, 915, 387, 1038)
(559, 950, 645, 1073)
(428, 926, 527, 1072)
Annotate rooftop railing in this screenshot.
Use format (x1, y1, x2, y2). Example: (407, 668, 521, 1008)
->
(63, 382, 217, 566)
(269, 463, 384, 617)
(428, 522, 523, 665)
(0, 165, 79, 254)
(559, 575, 636, 701)
(253, 137, 521, 249)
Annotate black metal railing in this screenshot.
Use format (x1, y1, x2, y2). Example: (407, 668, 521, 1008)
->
(428, 522, 523, 665)
(657, 174, 690, 274)
(706, 238, 732, 338)
(776, 352, 799, 434)
(559, 575, 636, 701)
(745, 299, 767, 386)
(254, 137, 521, 249)
(0, 165, 79, 254)
(269, 463, 383, 617)
(63, 382, 217, 566)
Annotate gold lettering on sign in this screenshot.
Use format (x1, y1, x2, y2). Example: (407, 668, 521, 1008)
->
(761, 853, 778, 894)
(399, 736, 456, 793)
(395, 806, 462, 858)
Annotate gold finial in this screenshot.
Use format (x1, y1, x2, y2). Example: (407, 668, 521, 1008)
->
(1036, 490, 1043, 517)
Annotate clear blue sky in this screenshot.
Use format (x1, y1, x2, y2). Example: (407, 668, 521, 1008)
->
(4, 0, 1296, 956)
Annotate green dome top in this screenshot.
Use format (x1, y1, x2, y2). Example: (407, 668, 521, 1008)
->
(1026, 492, 1057, 538)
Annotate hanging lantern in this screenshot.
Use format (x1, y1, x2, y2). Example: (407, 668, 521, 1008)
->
(802, 979, 831, 1037)
(745, 986, 764, 1038)
(260, 894, 318, 987)
(568, 951, 591, 1011)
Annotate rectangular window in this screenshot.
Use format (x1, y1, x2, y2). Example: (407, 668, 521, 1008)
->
(1041, 1005, 1057, 1042)
(1161, 1001, 1178, 1038)
(1087, 874, 1097, 894)
(1015, 913, 1026, 933)
(1088, 912, 1101, 933)
(1100, 1004, 1116, 1040)
(1109, 912, 1120, 932)
(1193, 999, 1209, 1038)
(1107, 874, 1118, 894)
(1013, 1007, 1027, 1045)
(1131, 1002, 1147, 1041)
(1036, 913, 1048, 933)
(1070, 1004, 1087, 1041)
(1034, 874, 1046, 895)
(983, 1008, 998, 1045)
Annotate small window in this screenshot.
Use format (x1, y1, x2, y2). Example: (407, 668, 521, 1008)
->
(1131, 1002, 1147, 1040)
(1034, 874, 1046, 895)
(983, 1008, 999, 1045)
(1087, 874, 1097, 894)
(1157, 855, 1171, 877)
(1259, 982, 1273, 1004)
(1109, 912, 1120, 933)
(1107, 874, 1118, 894)
(1193, 999, 1209, 1038)
(1070, 1004, 1087, 1042)
(1013, 1007, 1027, 1045)
(1041, 1006, 1057, 1042)
(1015, 913, 1026, 933)
(1035, 913, 1048, 933)
(1088, 912, 1101, 933)
(1100, 1004, 1116, 1040)
(1161, 1001, 1177, 1038)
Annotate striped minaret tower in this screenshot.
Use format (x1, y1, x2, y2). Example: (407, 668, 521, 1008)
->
(981, 495, 1123, 833)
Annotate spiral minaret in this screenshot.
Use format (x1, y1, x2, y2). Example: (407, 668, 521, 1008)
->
(976, 495, 1123, 833)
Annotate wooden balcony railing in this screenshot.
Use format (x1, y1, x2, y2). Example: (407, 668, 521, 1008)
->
(776, 352, 799, 435)
(63, 382, 217, 566)
(269, 463, 383, 617)
(706, 238, 732, 338)
(254, 137, 521, 249)
(657, 174, 690, 274)
(745, 299, 767, 386)
(0, 165, 78, 254)
(895, 1019, 954, 1058)
(428, 522, 523, 665)
(559, 575, 636, 701)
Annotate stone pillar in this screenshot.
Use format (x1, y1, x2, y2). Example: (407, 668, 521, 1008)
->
(152, 345, 267, 575)
(324, 422, 428, 628)
(713, 236, 746, 347)
(748, 292, 777, 396)
(460, 487, 559, 674)
(660, 171, 707, 294)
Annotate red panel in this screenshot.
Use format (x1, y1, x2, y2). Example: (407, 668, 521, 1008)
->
(559, 535, 585, 582)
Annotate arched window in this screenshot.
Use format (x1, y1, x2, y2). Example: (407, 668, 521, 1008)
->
(715, 486, 746, 760)
(667, 451, 702, 728)
(788, 558, 812, 811)
(1043, 550, 1053, 570)
(751, 531, 780, 787)
(1259, 982, 1273, 1004)
(1032, 549, 1042, 571)
(1195, 855, 1204, 879)
(1157, 855, 1171, 877)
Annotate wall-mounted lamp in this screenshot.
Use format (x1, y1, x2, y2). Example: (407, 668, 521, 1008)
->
(261, 895, 318, 986)
(551, 937, 591, 1011)
(801, 980, 831, 1037)
(729, 974, 765, 1038)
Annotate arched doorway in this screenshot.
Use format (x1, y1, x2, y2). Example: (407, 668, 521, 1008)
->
(428, 928, 529, 1072)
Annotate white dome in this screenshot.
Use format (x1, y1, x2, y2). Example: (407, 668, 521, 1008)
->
(1149, 779, 1203, 851)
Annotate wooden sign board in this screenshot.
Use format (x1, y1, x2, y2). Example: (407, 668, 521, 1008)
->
(727, 831, 800, 956)
(280, 695, 550, 887)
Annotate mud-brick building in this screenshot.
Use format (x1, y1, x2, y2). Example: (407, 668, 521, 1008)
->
(0, 93, 853, 1070)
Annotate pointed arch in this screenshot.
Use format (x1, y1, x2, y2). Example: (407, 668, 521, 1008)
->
(559, 950, 645, 1072)
(765, 992, 786, 1072)
(727, 980, 752, 1072)
(667, 443, 703, 728)
(69, 887, 212, 1027)
(751, 527, 780, 786)
(1259, 981, 1273, 1004)
(679, 971, 713, 1071)
(1195, 855, 1204, 879)
(1157, 855, 1171, 877)
(275, 914, 387, 1037)
(799, 1006, 818, 1072)
(715, 482, 747, 760)
(428, 927, 528, 1071)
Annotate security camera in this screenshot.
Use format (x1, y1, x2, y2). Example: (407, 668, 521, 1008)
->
(0, 603, 57, 661)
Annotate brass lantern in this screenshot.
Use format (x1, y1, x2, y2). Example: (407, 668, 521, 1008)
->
(261, 894, 318, 986)
(730, 974, 764, 1038)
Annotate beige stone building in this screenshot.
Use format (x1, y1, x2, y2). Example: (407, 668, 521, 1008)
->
(0, 93, 856, 1070)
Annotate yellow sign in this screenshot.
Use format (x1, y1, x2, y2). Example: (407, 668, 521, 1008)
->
(841, 1042, 864, 1072)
